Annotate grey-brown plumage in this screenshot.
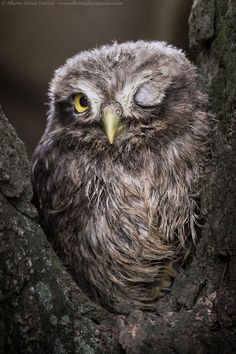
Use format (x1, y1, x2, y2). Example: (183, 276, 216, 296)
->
(32, 41, 211, 310)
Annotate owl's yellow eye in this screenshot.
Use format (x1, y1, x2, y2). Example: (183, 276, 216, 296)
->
(74, 93, 89, 113)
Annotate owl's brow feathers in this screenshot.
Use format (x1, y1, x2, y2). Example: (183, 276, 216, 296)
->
(49, 41, 187, 119)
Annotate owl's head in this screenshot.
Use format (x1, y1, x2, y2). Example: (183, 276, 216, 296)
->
(48, 41, 206, 152)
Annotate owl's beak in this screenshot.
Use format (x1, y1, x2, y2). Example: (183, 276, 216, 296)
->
(102, 107, 126, 144)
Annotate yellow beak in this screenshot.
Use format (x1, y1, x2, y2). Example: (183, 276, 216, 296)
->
(102, 108, 126, 144)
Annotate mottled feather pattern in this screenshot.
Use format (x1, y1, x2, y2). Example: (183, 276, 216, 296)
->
(32, 41, 211, 310)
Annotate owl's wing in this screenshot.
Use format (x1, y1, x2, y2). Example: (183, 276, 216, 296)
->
(31, 150, 57, 245)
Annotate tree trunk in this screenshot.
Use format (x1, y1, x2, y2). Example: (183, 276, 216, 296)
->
(0, 1, 235, 353)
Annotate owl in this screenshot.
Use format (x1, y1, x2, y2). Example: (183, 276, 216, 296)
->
(32, 41, 211, 310)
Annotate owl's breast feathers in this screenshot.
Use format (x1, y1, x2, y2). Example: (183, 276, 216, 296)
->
(32, 140, 196, 308)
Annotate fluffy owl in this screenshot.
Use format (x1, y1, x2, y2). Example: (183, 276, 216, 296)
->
(32, 41, 211, 310)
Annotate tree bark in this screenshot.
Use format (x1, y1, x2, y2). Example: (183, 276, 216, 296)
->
(0, 0, 235, 353)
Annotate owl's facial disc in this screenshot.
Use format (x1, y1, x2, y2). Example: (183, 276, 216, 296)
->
(102, 107, 127, 144)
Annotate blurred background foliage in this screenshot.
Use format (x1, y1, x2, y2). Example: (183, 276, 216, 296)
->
(0, 0, 193, 156)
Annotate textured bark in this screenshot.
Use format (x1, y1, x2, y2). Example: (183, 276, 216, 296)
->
(0, 0, 235, 353)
